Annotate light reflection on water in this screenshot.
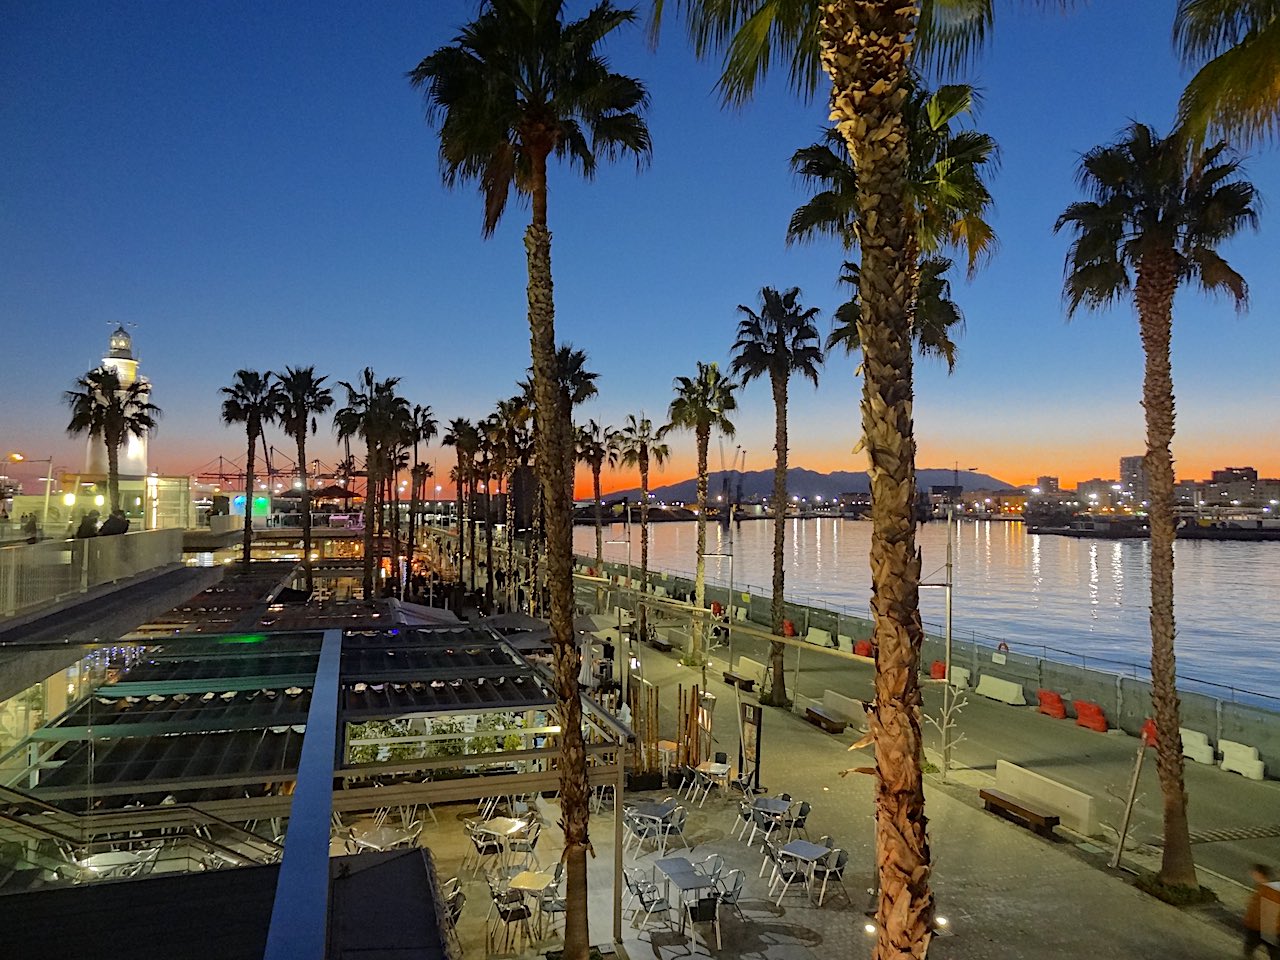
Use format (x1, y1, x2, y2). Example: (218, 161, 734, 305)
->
(575, 517, 1280, 694)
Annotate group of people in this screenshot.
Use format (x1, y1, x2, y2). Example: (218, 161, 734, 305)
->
(0, 510, 42, 543)
(73, 510, 130, 538)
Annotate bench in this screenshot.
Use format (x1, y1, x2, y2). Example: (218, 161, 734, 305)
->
(649, 635, 674, 653)
(979, 788, 1061, 838)
(823, 689, 865, 729)
(995, 759, 1097, 835)
(723, 671, 756, 692)
(804, 706, 848, 735)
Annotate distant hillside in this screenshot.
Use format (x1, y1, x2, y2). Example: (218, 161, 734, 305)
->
(603, 467, 1014, 504)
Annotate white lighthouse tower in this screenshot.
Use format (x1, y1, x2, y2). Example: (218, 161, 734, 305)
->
(84, 325, 150, 477)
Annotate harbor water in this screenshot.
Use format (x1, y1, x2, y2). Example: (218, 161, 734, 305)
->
(574, 517, 1280, 698)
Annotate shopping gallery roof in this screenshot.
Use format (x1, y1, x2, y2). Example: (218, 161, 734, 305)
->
(28, 625, 556, 810)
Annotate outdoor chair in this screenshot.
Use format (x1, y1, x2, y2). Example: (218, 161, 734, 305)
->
(623, 867, 659, 916)
(747, 808, 783, 848)
(812, 848, 850, 906)
(783, 800, 812, 840)
(538, 864, 567, 933)
(624, 812, 662, 856)
(444, 889, 466, 953)
(658, 806, 691, 854)
(488, 897, 534, 953)
(816, 835, 835, 849)
(632, 885, 672, 931)
(768, 845, 809, 906)
(732, 800, 754, 841)
(685, 895, 723, 950)
(484, 874, 524, 924)
(694, 853, 724, 886)
(466, 828, 504, 877)
(715, 868, 747, 921)
(508, 822, 541, 869)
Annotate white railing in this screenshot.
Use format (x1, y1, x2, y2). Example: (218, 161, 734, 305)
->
(0, 529, 183, 619)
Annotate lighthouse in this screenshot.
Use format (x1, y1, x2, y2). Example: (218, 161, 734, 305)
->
(84, 326, 150, 477)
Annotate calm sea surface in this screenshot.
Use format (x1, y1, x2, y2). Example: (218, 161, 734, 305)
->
(573, 518, 1280, 698)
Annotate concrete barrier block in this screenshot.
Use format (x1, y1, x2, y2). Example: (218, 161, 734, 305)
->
(995, 759, 1098, 836)
(1220, 739, 1266, 780)
(949, 666, 972, 689)
(1180, 727, 1215, 765)
(975, 674, 1026, 706)
(837, 634, 852, 651)
(805, 627, 833, 647)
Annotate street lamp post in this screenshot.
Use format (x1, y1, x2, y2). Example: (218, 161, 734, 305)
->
(7, 453, 55, 533)
(605, 516, 634, 700)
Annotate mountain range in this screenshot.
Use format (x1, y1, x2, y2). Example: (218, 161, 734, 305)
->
(603, 467, 1015, 504)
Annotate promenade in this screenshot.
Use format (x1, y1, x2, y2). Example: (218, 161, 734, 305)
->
(619, 639, 1249, 958)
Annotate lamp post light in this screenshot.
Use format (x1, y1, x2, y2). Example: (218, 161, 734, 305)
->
(605, 517, 634, 699)
(7, 453, 55, 532)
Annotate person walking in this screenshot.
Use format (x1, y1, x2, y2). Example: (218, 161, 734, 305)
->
(1245, 863, 1279, 959)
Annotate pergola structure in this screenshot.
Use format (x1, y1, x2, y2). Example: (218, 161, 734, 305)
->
(4, 622, 632, 956)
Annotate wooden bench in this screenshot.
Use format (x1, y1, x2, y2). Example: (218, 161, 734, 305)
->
(723, 671, 756, 692)
(804, 706, 847, 735)
(648, 635, 674, 653)
(979, 788, 1061, 838)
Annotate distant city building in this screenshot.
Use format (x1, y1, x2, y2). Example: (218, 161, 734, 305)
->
(84, 325, 151, 478)
(1211, 466, 1257, 484)
(1076, 478, 1121, 507)
(1119, 455, 1148, 504)
(1036, 476, 1060, 495)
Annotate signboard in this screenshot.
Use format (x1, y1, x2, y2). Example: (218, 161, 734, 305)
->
(737, 701, 763, 791)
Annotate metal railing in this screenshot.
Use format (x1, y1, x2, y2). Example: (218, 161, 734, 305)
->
(0, 528, 183, 619)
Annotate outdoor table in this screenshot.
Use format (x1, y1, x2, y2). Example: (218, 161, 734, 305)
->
(655, 856, 718, 932)
(509, 869, 556, 936)
(781, 839, 832, 901)
(695, 760, 731, 800)
(351, 823, 417, 852)
(753, 796, 791, 816)
(474, 817, 529, 869)
(657, 740, 677, 777)
(630, 799, 677, 821)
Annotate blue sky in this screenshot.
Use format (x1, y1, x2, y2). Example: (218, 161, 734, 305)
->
(2, 0, 1276, 494)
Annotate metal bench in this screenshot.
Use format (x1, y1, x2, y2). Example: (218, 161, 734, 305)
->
(979, 788, 1061, 838)
(804, 706, 847, 735)
(723, 671, 756, 692)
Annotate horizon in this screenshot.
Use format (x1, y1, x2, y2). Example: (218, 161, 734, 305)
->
(3, 3, 1278, 500)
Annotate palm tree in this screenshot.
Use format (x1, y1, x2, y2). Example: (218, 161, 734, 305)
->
(730, 287, 823, 705)
(577, 420, 617, 569)
(406, 404, 439, 591)
(335, 369, 407, 599)
(411, 18, 649, 942)
(662, 362, 737, 661)
(1175, 0, 1280, 147)
(274, 366, 334, 592)
(652, 8, 1014, 945)
(64, 366, 161, 516)
(492, 395, 532, 608)
(219, 370, 280, 569)
(443, 418, 481, 600)
(615, 414, 669, 639)
(827, 257, 966, 371)
(1056, 122, 1257, 891)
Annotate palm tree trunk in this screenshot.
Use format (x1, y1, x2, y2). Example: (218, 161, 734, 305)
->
(525, 145, 590, 960)
(1137, 254, 1197, 889)
(692, 424, 710, 661)
(297, 437, 313, 592)
(593, 462, 604, 569)
(638, 457, 650, 640)
(242, 426, 257, 570)
(105, 429, 122, 516)
(820, 4, 932, 957)
(408, 469, 418, 592)
(455, 457, 466, 605)
(469, 474, 478, 592)
(484, 477, 495, 611)
(506, 469, 517, 610)
(764, 373, 790, 706)
(362, 453, 375, 599)
(391, 466, 402, 599)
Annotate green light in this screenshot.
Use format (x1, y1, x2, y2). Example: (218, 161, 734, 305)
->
(218, 634, 267, 645)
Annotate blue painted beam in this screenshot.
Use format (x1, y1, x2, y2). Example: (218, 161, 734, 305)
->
(263, 629, 341, 960)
